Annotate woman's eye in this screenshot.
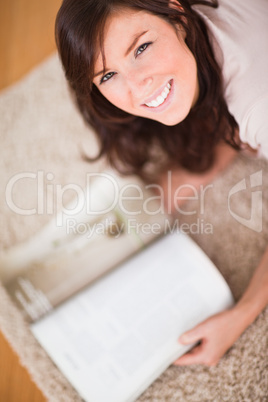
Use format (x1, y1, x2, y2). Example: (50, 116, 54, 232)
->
(135, 42, 152, 57)
(100, 72, 115, 84)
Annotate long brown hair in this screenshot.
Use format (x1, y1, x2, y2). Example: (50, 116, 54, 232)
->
(55, 0, 239, 179)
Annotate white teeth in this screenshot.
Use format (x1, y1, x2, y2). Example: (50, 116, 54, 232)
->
(145, 81, 172, 108)
(164, 87, 169, 95)
(151, 100, 158, 107)
(161, 89, 168, 99)
(157, 95, 164, 103)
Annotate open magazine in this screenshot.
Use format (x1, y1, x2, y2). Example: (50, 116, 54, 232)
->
(1, 172, 171, 322)
(1, 171, 234, 402)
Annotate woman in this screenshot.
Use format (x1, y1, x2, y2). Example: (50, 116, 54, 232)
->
(55, 0, 268, 366)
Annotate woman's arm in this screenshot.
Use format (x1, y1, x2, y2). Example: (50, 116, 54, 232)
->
(158, 143, 237, 210)
(174, 248, 268, 366)
(158, 143, 267, 366)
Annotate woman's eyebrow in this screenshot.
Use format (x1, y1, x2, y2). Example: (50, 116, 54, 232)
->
(94, 69, 106, 79)
(94, 30, 149, 78)
(124, 30, 148, 56)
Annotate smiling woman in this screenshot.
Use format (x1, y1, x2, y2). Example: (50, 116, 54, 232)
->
(55, 0, 268, 369)
(56, 0, 239, 178)
(92, 9, 199, 126)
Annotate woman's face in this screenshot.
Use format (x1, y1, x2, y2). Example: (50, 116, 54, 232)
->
(93, 8, 199, 126)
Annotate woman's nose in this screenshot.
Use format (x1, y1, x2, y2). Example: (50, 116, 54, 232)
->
(127, 73, 153, 96)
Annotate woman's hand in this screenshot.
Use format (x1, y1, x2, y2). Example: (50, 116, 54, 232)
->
(174, 243, 268, 367)
(173, 307, 248, 367)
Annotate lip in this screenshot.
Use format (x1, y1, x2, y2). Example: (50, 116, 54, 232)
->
(141, 79, 174, 113)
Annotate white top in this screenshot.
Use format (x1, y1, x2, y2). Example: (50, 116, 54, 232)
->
(195, 0, 268, 158)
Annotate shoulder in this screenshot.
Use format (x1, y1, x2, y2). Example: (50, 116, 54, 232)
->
(194, 0, 268, 158)
(240, 97, 268, 159)
(194, 0, 268, 69)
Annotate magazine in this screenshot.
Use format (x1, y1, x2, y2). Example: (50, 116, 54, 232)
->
(1, 172, 171, 322)
(0, 171, 234, 402)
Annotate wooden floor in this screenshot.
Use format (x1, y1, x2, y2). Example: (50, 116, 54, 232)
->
(0, 331, 46, 401)
(0, 0, 61, 90)
(0, 0, 62, 400)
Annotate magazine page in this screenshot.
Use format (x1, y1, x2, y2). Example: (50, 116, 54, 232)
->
(31, 232, 234, 402)
(1, 171, 172, 322)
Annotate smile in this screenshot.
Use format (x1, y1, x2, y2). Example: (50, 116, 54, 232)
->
(144, 80, 172, 108)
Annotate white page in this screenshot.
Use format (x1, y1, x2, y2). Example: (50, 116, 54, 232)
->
(31, 232, 234, 402)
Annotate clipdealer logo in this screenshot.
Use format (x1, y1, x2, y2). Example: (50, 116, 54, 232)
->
(5, 170, 263, 234)
(228, 170, 263, 233)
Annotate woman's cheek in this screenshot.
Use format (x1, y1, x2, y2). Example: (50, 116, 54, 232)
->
(107, 86, 128, 109)
(100, 85, 117, 106)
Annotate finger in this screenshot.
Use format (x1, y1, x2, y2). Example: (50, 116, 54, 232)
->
(179, 325, 205, 345)
(173, 345, 205, 366)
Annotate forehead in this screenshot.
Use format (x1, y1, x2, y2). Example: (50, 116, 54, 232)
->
(94, 8, 175, 71)
(105, 8, 154, 32)
(102, 8, 169, 42)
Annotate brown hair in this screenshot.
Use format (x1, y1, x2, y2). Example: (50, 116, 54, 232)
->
(55, 0, 239, 179)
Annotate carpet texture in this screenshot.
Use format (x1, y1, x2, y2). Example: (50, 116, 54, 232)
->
(0, 54, 267, 401)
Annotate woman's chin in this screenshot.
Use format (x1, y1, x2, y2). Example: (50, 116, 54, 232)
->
(149, 112, 189, 126)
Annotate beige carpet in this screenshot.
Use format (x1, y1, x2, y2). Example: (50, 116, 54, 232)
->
(0, 54, 267, 401)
